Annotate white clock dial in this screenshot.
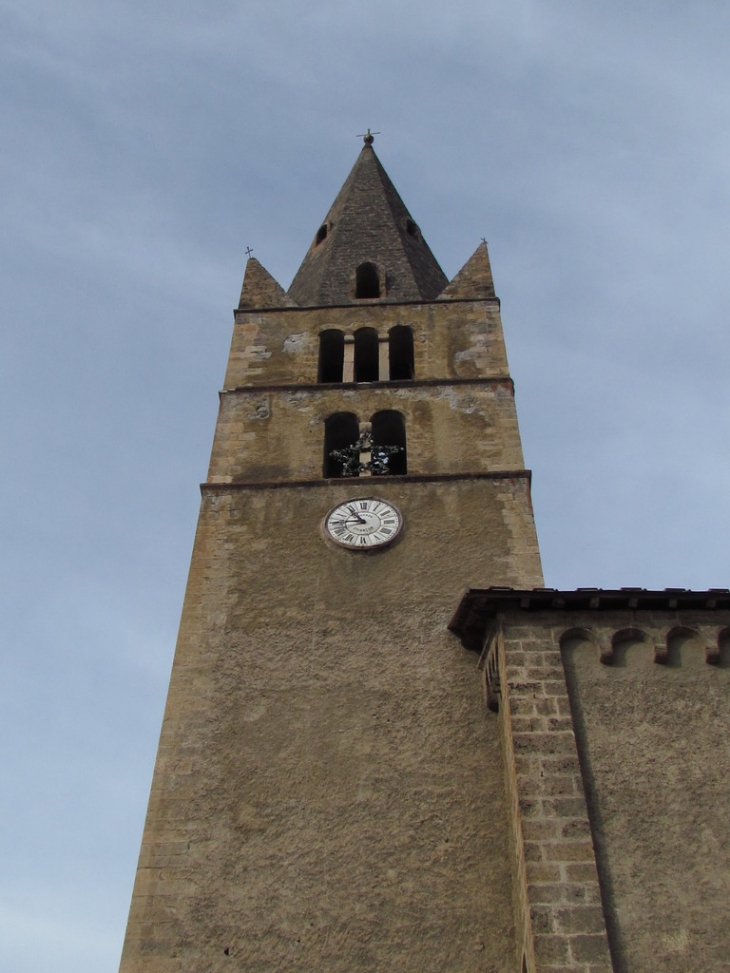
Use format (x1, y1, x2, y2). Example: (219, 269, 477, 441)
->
(324, 497, 403, 550)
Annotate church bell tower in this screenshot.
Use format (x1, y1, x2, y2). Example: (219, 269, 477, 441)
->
(119, 137, 543, 972)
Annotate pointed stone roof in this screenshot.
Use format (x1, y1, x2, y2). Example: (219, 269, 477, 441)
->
(238, 257, 289, 309)
(438, 241, 496, 300)
(287, 144, 448, 306)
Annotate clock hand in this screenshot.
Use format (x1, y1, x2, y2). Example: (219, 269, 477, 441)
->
(346, 506, 367, 524)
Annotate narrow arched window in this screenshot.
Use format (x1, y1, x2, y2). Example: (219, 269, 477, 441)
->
(318, 329, 344, 383)
(354, 327, 379, 382)
(371, 410, 407, 475)
(315, 223, 328, 245)
(388, 326, 414, 380)
(323, 412, 359, 477)
(355, 262, 380, 299)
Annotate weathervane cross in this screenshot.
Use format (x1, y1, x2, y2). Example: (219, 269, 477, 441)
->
(357, 128, 381, 145)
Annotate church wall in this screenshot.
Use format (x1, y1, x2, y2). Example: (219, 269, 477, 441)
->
(488, 610, 730, 973)
(119, 479, 543, 973)
(562, 616, 730, 973)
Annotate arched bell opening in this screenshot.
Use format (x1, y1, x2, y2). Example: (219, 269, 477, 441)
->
(371, 410, 407, 475)
(388, 325, 414, 380)
(323, 412, 359, 477)
(354, 327, 379, 382)
(318, 329, 344, 383)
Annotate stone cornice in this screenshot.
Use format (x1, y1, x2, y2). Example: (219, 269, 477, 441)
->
(450, 587, 730, 651)
(201, 469, 532, 494)
(218, 375, 514, 397)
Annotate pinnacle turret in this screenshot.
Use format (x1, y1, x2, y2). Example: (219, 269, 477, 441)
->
(238, 256, 289, 309)
(438, 240, 496, 300)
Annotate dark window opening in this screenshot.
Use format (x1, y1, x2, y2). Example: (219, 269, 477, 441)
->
(371, 410, 407, 475)
(318, 329, 344, 383)
(354, 328, 379, 382)
(405, 218, 419, 236)
(355, 262, 380, 299)
(315, 224, 328, 245)
(388, 326, 414, 380)
(323, 413, 359, 477)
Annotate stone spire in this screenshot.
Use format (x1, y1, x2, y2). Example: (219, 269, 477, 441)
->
(287, 143, 448, 306)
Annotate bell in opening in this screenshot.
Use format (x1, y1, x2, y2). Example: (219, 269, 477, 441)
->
(355, 262, 380, 299)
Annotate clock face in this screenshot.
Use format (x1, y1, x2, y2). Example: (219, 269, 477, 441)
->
(324, 497, 403, 550)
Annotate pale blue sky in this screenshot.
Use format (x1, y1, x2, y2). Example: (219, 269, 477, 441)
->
(2, 2, 729, 969)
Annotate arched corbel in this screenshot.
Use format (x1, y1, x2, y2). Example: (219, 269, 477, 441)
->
(664, 625, 701, 666)
(558, 626, 602, 661)
(710, 626, 730, 666)
(610, 627, 651, 665)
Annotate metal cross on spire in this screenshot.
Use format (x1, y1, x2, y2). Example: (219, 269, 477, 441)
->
(357, 128, 380, 146)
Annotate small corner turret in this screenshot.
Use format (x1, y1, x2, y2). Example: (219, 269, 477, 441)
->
(438, 240, 496, 300)
(238, 256, 289, 310)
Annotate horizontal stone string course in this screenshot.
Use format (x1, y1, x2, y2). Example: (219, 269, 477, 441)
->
(502, 628, 613, 972)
